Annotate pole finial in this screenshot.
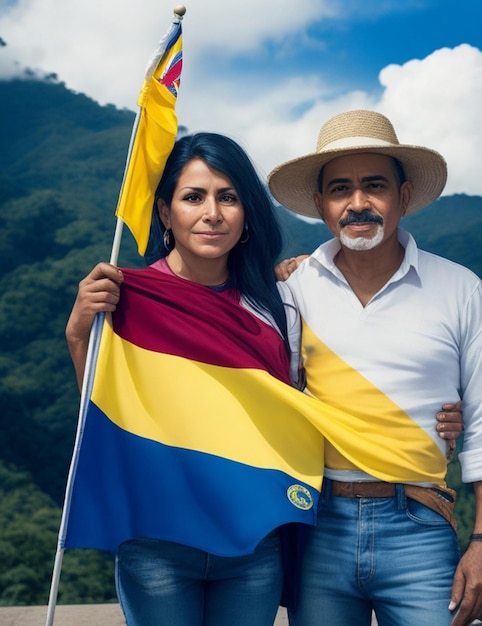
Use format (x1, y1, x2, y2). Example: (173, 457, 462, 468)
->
(174, 5, 186, 17)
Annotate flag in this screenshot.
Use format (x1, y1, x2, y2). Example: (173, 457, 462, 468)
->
(63, 268, 447, 556)
(115, 17, 183, 255)
(64, 268, 324, 554)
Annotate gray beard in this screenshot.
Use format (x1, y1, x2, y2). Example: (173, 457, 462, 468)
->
(339, 224, 385, 251)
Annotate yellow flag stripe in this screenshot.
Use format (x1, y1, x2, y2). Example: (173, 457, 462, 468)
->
(93, 322, 447, 487)
(301, 320, 447, 481)
(92, 323, 326, 488)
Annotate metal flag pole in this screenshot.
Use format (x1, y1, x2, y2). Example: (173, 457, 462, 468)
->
(45, 6, 186, 625)
(45, 311, 104, 626)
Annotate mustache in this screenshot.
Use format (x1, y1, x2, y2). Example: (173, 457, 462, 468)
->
(339, 210, 384, 227)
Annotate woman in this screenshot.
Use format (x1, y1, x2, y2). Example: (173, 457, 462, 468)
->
(66, 132, 303, 626)
(66, 132, 462, 625)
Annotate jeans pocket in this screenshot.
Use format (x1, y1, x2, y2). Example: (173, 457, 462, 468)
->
(405, 498, 451, 527)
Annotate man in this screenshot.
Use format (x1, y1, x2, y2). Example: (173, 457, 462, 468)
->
(268, 110, 482, 626)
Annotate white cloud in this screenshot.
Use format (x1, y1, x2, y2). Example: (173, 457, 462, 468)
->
(0, 0, 329, 107)
(378, 44, 482, 196)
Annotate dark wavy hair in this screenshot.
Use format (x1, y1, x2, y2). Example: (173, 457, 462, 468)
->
(144, 132, 287, 340)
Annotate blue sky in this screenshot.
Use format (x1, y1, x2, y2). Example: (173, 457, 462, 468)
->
(220, 0, 482, 95)
(1, 0, 481, 195)
(308, 0, 481, 88)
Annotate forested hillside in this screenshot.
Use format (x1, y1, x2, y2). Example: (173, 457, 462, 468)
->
(0, 76, 480, 606)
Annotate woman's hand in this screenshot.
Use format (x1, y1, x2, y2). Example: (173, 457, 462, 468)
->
(66, 262, 124, 387)
(436, 401, 464, 460)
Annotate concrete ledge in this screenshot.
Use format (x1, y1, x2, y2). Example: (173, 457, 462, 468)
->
(2, 605, 478, 625)
(0, 604, 289, 625)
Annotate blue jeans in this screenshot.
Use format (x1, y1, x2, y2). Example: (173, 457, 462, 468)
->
(115, 531, 283, 626)
(289, 479, 460, 626)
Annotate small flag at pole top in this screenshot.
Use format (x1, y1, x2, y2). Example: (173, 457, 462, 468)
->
(115, 11, 184, 255)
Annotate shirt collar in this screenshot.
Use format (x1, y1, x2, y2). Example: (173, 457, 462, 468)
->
(310, 227, 420, 282)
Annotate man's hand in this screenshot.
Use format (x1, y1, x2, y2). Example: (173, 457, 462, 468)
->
(449, 540, 482, 625)
(450, 482, 482, 625)
(275, 255, 309, 281)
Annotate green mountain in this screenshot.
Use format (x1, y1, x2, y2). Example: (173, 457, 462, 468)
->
(0, 77, 479, 606)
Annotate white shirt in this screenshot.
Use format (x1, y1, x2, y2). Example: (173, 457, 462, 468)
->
(287, 228, 482, 484)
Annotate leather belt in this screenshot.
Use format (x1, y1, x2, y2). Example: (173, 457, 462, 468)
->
(330, 480, 396, 498)
(328, 481, 458, 531)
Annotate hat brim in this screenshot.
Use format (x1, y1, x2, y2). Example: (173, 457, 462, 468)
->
(268, 144, 447, 219)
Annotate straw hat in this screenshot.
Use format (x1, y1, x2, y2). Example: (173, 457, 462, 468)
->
(268, 110, 447, 219)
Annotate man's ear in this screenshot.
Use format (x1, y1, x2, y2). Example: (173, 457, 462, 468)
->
(313, 191, 324, 220)
(400, 181, 414, 217)
(157, 198, 170, 228)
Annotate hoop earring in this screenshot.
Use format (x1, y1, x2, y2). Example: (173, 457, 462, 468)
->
(163, 228, 174, 251)
(240, 226, 249, 244)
